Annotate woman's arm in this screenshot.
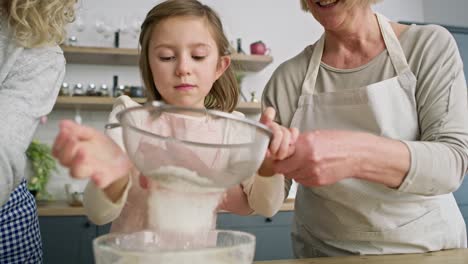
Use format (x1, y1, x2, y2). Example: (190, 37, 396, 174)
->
(0, 47, 64, 206)
(397, 26, 468, 195)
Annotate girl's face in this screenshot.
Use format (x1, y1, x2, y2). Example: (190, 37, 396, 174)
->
(148, 16, 230, 108)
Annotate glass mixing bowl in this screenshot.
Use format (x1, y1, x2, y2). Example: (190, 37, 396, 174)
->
(93, 230, 255, 264)
(106, 102, 272, 189)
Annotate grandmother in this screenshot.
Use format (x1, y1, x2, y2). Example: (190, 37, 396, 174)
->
(260, 0, 468, 257)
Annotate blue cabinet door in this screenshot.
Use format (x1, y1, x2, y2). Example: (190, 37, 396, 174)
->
(96, 223, 111, 237)
(217, 211, 294, 261)
(39, 216, 96, 264)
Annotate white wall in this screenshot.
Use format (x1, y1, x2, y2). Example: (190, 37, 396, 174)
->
(423, 0, 468, 27)
(373, 0, 424, 22)
(37, 0, 425, 199)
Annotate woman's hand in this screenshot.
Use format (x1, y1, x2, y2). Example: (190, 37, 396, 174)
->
(258, 107, 299, 176)
(272, 131, 360, 187)
(52, 120, 133, 189)
(271, 130, 409, 188)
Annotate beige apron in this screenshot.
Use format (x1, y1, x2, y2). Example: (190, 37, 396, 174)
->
(290, 13, 467, 257)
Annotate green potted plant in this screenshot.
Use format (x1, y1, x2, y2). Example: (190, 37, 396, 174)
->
(26, 140, 57, 200)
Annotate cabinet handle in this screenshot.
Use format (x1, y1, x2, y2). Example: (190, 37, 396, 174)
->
(265, 217, 273, 223)
(83, 221, 91, 228)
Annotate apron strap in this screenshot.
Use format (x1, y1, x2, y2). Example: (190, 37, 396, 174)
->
(302, 35, 325, 95)
(375, 13, 409, 76)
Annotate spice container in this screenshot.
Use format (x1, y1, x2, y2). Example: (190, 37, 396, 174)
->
(86, 83, 97, 96)
(73, 83, 86, 96)
(59, 82, 70, 96)
(98, 84, 110, 97)
(114, 84, 126, 97)
(130, 86, 145, 98)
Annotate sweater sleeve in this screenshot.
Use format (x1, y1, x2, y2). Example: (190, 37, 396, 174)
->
(398, 26, 468, 195)
(0, 47, 65, 206)
(241, 173, 286, 217)
(83, 96, 139, 224)
(83, 172, 133, 225)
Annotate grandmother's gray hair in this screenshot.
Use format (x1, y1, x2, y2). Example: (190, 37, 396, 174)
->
(300, 0, 383, 12)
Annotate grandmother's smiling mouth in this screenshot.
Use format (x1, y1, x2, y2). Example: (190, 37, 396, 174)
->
(315, 0, 340, 8)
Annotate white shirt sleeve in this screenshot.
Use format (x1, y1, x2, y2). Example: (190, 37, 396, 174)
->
(83, 96, 141, 224)
(242, 173, 285, 217)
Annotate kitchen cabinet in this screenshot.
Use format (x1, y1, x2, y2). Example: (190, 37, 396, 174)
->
(39, 216, 96, 264)
(38, 211, 294, 264)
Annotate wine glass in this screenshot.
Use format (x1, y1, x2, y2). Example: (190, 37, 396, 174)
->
(74, 14, 86, 34)
(68, 14, 86, 46)
(95, 18, 116, 46)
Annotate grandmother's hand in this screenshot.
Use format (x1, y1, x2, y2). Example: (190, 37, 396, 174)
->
(272, 130, 362, 187)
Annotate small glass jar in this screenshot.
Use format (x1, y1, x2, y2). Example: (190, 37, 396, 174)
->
(59, 82, 70, 96)
(98, 84, 110, 97)
(130, 86, 145, 98)
(86, 83, 97, 96)
(114, 84, 126, 97)
(73, 83, 86, 96)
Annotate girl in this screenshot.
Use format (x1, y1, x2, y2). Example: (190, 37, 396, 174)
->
(53, 0, 295, 233)
(0, 0, 75, 263)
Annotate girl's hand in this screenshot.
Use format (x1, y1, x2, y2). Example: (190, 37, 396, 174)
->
(258, 107, 299, 176)
(217, 184, 253, 215)
(52, 120, 133, 189)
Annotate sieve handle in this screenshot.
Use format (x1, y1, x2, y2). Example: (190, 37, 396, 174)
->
(104, 123, 121, 129)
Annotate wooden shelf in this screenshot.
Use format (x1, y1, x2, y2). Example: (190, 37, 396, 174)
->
(235, 101, 262, 114)
(54, 96, 261, 114)
(61, 45, 273, 72)
(62, 46, 138, 66)
(54, 96, 145, 110)
(230, 53, 274, 72)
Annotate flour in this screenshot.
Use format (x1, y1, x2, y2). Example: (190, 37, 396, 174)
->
(146, 166, 224, 193)
(146, 166, 225, 249)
